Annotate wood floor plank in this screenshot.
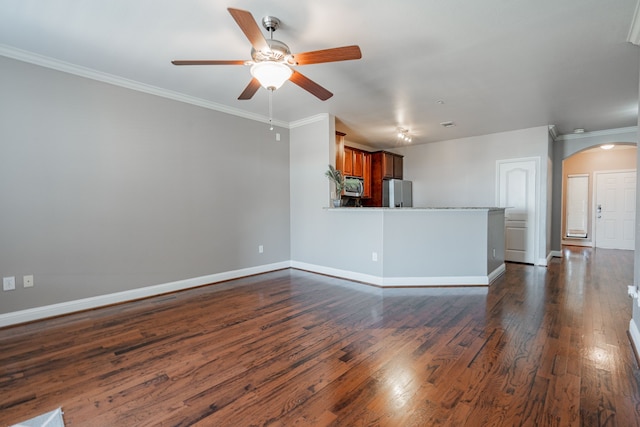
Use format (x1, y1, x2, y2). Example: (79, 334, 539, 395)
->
(1, 247, 640, 426)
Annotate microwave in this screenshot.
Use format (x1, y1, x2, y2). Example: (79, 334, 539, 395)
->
(344, 177, 364, 197)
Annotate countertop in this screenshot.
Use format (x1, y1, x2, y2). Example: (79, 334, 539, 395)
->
(326, 207, 507, 212)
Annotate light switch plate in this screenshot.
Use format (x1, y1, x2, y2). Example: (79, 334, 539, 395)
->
(3, 276, 16, 291)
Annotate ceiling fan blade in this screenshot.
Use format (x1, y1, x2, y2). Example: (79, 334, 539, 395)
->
(171, 60, 246, 66)
(227, 8, 269, 53)
(290, 71, 333, 101)
(293, 45, 362, 65)
(238, 78, 262, 100)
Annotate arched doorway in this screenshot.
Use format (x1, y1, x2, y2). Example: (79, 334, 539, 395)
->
(561, 142, 637, 250)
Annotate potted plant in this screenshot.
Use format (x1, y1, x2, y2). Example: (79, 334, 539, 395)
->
(325, 164, 344, 207)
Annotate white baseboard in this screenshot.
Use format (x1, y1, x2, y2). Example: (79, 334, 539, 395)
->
(562, 239, 594, 247)
(382, 275, 490, 286)
(0, 260, 508, 327)
(0, 261, 290, 328)
(291, 261, 384, 286)
(488, 263, 506, 284)
(537, 252, 555, 267)
(629, 319, 640, 361)
(550, 250, 563, 258)
(291, 261, 495, 287)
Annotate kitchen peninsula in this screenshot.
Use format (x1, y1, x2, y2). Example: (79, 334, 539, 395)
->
(309, 207, 506, 287)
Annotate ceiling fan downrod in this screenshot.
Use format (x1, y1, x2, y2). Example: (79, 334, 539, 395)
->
(261, 16, 280, 40)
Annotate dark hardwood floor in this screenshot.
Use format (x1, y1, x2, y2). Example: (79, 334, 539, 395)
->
(1, 247, 639, 426)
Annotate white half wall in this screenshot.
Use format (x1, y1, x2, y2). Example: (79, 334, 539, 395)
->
(395, 126, 551, 265)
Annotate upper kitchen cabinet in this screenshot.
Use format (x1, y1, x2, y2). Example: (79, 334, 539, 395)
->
(393, 155, 403, 180)
(365, 151, 404, 206)
(343, 146, 364, 178)
(336, 132, 367, 179)
(343, 146, 354, 176)
(376, 151, 404, 180)
(335, 131, 371, 199)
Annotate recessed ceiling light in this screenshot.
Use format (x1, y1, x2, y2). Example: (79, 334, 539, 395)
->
(600, 144, 615, 150)
(436, 100, 445, 105)
(573, 128, 585, 134)
(440, 121, 455, 128)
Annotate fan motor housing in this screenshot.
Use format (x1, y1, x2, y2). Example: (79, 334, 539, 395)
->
(251, 39, 294, 64)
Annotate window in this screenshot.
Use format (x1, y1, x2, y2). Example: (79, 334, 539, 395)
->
(566, 174, 589, 238)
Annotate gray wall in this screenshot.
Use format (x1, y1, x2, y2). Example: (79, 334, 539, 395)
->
(383, 210, 487, 277)
(289, 115, 384, 277)
(487, 209, 505, 274)
(0, 56, 291, 313)
(550, 128, 638, 250)
(396, 126, 552, 263)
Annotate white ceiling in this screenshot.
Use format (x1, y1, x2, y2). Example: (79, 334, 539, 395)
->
(0, 0, 638, 148)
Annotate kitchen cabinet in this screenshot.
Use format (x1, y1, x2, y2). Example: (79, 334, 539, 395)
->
(393, 155, 403, 180)
(335, 131, 371, 198)
(362, 152, 372, 198)
(366, 151, 404, 206)
(343, 146, 364, 178)
(353, 150, 364, 177)
(343, 146, 354, 176)
(381, 151, 403, 179)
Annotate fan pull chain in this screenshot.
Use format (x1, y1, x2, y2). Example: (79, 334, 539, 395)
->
(268, 88, 274, 131)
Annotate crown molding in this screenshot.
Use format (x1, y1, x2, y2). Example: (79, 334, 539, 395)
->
(628, 0, 640, 45)
(289, 113, 331, 129)
(555, 126, 638, 141)
(0, 44, 290, 129)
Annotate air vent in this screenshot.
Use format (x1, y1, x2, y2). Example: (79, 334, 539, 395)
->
(440, 121, 455, 128)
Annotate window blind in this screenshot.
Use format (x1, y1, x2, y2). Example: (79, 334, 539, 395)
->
(566, 174, 589, 238)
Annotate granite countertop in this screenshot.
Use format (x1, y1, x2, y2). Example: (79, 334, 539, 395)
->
(326, 207, 507, 212)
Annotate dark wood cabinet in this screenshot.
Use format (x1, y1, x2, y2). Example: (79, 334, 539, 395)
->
(342, 146, 364, 178)
(343, 146, 354, 176)
(393, 155, 403, 180)
(380, 151, 403, 179)
(365, 151, 404, 206)
(362, 152, 371, 198)
(353, 150, 364, 177)
(335, 132, 371, 198)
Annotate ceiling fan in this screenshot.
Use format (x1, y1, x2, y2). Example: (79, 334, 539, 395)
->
(172, 7, 362, 101)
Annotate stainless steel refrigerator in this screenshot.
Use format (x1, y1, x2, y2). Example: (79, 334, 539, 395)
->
(383, 179, 413, 208)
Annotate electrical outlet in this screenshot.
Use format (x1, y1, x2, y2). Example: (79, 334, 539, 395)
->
(259, 245, 264, 254)
(3, 276, 16, 291)
(24, 275, 34, 288)
(372, 252, 378, 262)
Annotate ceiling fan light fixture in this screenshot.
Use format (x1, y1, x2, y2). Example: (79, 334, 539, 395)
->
(250, 61, 292, 90)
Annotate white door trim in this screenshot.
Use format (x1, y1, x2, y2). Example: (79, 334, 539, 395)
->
(496, 157, 541, 265)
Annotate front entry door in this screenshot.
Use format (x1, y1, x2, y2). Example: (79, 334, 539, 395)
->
(497, 158, 538, 264)
(595, 170, 636, 250)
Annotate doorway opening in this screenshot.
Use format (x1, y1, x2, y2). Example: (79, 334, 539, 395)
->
(561, 144, 637, 250)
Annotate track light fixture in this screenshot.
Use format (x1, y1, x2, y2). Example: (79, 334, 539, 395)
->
(397, 128, 412, 143)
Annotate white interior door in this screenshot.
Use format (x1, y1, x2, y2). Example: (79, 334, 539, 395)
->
(497, 159, 538, 264)
(595, 171, 636, 250)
